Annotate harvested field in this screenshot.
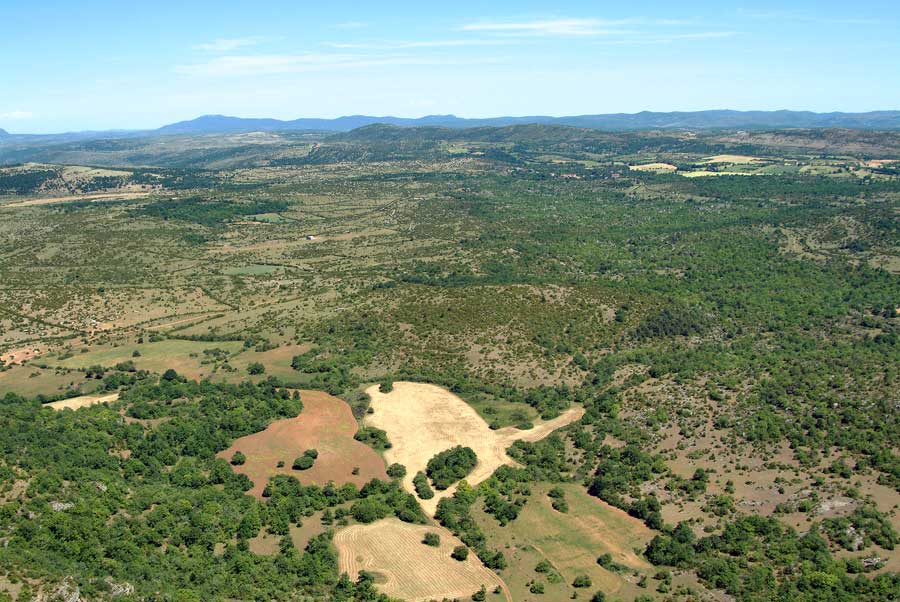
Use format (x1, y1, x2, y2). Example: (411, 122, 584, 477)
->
(334, 518, 508, 602)
(365, 382, 584, 515)
(702, 154, 762, 164)
(218, 390, 387, 498)
(46, 392, 119, 411)
(628, 162, 677, 172)
(4, 189, 153, 208)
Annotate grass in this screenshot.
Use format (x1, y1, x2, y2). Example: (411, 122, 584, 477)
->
(51, 339, 245, 380)
(475, 483, 655, 602)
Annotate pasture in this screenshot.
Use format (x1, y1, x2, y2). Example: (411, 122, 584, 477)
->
(476, 483, 655, 601)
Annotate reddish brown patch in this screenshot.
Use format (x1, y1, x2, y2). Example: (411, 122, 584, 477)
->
(218, 390, 387, 498)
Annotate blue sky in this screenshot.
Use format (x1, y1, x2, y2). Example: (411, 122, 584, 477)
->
(2, 0, 899, 133)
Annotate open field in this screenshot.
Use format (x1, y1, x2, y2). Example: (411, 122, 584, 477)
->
(51, 339, 246, 380)
(365, 382, 584, 515)
(45, 392, 119, 411)
(334, 518, 508, 602)
(476, 483, 655, 601)
(218, 389, 387, 498)
(629, 162, 677, 172)
(3, 189, 154, 208)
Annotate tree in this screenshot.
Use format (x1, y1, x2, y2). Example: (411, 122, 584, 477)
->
(247, 362, 265, 375)
(293, 455, 314, 470)
(451, 545, 469, 561)
(230, 451, 246, 466)
(387, 463, 407, 478)
(573, 575, 592, 588)
(422, 532, 440, 547)
(413, 471, 434, 499)
(379, 380, 394, 393)
(426, 446, 477, 489)
(162, 368, 179, 381)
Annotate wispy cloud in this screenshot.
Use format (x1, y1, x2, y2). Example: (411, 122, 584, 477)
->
(175, 53, 498, 77)
(461, 18, 636, 36)
(324, 39, 513, 50)
(194, 37, 266, 53)
(0, 110, 33, 120)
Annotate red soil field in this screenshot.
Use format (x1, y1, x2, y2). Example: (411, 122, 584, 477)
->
(218, 390, 388, 498)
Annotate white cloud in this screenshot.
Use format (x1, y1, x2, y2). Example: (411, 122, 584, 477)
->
(0, 110, 33, 120)
(461, 18, 637, 36)
(194, 37, 265, 53)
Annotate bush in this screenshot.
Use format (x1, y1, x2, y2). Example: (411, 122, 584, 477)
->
(247, 362, 265, 375)
(387, 463, 407, 478)
(451, 545, 469, 561)
(379, 380, 393, 393)
(230, 451, 246, 466)
(573, 575, 592, 588)
(413, 471, 434, 499)
(422, 532, 440, 547)
(292, 455, 314, 470)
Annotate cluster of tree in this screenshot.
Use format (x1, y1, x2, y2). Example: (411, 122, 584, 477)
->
(426, 446, 478, 490)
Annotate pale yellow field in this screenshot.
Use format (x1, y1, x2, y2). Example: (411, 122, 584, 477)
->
(365, 382, 584, 515)
(702, 154, 762, 164)
(628, 162, 677, 172)
(334, 518, 508, 602)
(4, 189, 153, 208)
(46, 392, 119, 411)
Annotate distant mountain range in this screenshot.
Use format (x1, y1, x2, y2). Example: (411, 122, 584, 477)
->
(155, 110, 900, 135)
(3, 111, 900, 141)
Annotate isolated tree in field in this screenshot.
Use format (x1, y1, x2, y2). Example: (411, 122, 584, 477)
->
(573, 575, 592, 588)
(230, 451, 246, 466)
(422, 532, 440, 546)
(387, 463, 407, 478)
(247, 362, 265, 375)
(293, 455, 314, 470)
(451, 545, 469, 561)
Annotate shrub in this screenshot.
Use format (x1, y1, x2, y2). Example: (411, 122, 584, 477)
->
(292, 455, 314, 470)
(413, 471, 434, 499)
(423, 532, 440, 547)
(379, 380, 394, 393)
(247, 362, 265, 375)
(451, 545, 469, 561)
(387, 463, 407, 478)
(230, 451, 246, 466)
(573, 575, 592, 588)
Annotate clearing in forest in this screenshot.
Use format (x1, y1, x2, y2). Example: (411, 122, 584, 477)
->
(628, 162, 677, 172)
(334, 518, 508, 602)
(475, 483, 655, 601)
(365, 382, 584, 515)
(46, 392, 120, 411)
(219, 390, 387, 498)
